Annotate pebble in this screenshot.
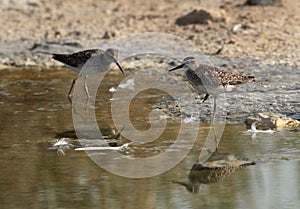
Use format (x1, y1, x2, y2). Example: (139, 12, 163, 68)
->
(246, 113, 299, 129)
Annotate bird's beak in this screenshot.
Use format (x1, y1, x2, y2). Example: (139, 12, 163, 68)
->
(112, 57, 124, 74)
(169, 63, 185, 72)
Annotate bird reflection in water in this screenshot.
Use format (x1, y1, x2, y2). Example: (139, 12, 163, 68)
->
(174, 152, 256, 193)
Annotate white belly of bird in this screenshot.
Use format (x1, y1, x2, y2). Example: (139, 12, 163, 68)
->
(193, 84, 234, 95)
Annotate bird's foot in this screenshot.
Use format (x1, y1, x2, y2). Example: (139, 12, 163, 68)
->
(201, 94, 210, 103)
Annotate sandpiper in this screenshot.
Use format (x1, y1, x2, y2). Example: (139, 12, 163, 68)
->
(169, 57, 254, 150)
(52, 48, 124, 98)
(169, 57, 254, 103)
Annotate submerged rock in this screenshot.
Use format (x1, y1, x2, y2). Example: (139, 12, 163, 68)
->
(246, 113, 299, 129)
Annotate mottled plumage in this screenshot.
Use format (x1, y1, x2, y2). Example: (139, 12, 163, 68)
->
(52, 49, 106, 73)
(52, 48, 124, 99)
(170, 57, 254, 100)
(52, 49, 99, 71)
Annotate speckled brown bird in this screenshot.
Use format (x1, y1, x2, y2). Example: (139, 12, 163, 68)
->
(169, 56, 255, 151)
(169, 57, 255, 103)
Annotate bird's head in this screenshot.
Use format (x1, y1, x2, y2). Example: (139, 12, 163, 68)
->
(103, 48, 124, 74)
(169, 57, 197, 72)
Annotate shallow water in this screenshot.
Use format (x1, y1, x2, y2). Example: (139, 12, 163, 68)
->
(0, 69, 299, 209)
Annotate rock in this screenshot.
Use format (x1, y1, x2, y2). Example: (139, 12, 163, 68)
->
(244, 0, 282, 6)
(102, 31, 110, 39)
(175, 9, 214, 26)
(24, 58, 36, 67)
(102, 30, 120, 39)
(246, 113, 299, 129)
(232, 24, 243, 33)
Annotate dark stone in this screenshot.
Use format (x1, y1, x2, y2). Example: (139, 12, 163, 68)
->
(244, 0, 282, 6)
(175, 9, 213, 26)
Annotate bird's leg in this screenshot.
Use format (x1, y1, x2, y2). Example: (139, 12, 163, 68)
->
(67, 77, 78, 103)
(84, 75, 90, 99)
(202, 94, 210, 103)
(212, 95, 217, 125)
(68, 78, 76, 97)
(212, 95, 218, 153)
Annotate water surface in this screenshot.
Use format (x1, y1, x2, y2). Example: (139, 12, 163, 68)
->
(0, 69, 299, 209)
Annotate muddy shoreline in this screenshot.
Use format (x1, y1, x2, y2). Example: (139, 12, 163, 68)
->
(0, 0, 299, 68)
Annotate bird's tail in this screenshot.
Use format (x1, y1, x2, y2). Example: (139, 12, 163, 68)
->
(52, 54, 68, 63)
